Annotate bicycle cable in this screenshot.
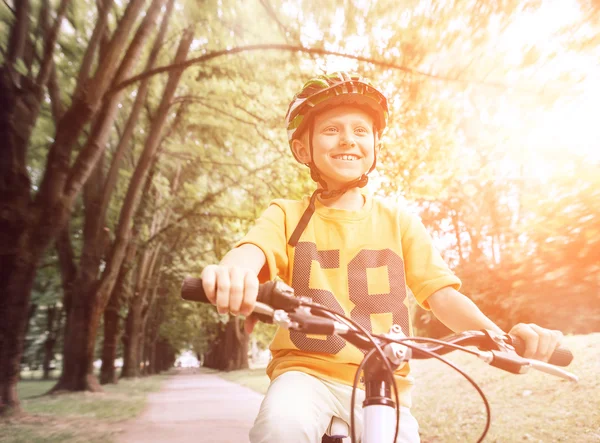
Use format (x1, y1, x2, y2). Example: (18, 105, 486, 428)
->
(375, 335, 492, 443)
(304, 304, 401, 443)
(389, 336, 482, 356)
(302, 302, 491, 443)
(352, 348, 378, 443)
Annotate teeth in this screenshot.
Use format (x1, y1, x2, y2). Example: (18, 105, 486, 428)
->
(334, 155, 358, 161)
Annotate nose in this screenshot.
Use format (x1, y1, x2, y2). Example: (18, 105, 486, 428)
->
(340, 133, 356, 147)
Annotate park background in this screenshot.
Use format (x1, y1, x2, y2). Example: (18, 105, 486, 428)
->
(1, 0, 598, 441)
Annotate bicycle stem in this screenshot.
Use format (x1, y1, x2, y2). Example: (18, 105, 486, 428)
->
(361, 325, 409, 443)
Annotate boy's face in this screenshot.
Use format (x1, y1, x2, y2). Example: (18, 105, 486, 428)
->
(293, 105, 377, 189)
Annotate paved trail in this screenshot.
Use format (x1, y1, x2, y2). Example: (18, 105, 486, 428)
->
(117, 371, 263, 443)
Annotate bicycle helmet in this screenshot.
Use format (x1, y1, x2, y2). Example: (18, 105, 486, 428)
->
(285, 72, 389, 246)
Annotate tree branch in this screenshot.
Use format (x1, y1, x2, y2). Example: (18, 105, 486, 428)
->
(64, 0, 166, 203)
(2, 0, 15, 15)
(233, 102, 267, 124)
(173, 95, 258, 127)
(74, 0, 115, 97)
(36, 0, 71, 87)
(34, 0, 146, 214)
(7, 0, 29, 66)
(111, 43, 576, 97)
(109, 44, 429, 94)
(95, 26, 195, 312)
(141, 153, 283, 248)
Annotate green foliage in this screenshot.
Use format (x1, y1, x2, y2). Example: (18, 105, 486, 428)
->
(8, 0, 599, 376)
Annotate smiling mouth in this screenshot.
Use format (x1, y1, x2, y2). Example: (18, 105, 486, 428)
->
(332, 154, 361, 161)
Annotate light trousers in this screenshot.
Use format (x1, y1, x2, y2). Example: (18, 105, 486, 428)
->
(249, 371, 420, 443)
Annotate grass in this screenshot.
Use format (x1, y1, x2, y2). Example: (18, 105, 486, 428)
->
(0, 374, 169, 443)
(219, 367, 271, 394)
(218, 333, 600, 442)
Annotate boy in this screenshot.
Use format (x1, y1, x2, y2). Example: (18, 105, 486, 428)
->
(201, 72, 563, 442)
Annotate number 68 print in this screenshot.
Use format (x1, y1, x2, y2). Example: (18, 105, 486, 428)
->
(289, 242, 410, 354)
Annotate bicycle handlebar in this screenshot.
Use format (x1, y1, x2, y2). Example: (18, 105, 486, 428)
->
(181, 276, 574, 367)
(182, 276, 577, 443)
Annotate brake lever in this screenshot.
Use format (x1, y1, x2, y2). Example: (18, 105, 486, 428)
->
(251, 301, 276, 323)
(271, 307, 351, 336)
(527, 359, 579, 382)
(476, 348, 578, 382)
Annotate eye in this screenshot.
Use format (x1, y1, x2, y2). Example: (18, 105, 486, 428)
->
(355, 127, 369, 134)
(323, 126, 338, 133)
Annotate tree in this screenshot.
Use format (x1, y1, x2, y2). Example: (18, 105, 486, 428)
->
(0, 0, 150, 413)
(3, 0, 598, 414)
(53, 23, 194, 392)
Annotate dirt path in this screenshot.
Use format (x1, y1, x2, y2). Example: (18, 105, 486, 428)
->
(116, 370, 263, 443)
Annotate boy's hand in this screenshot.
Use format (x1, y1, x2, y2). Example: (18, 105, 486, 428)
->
(508, 323, 564, 362)
(201, 265, 259, 318)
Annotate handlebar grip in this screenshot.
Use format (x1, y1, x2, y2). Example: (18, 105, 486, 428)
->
(181, 277, 280, 305)
(510, 335, 573, 367)
(181, 277, 210, 303)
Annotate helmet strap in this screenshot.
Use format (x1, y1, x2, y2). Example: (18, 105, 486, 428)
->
(288, 188, 322, 246)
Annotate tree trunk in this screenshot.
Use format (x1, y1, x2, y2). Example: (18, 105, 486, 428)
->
(123, 253, 154, 378)
(98, 0, 176, 380)
(142, 342, 151, 375)
(99, 29, 194, 379)
(120, 310, 132, 377)
(119, 171, 159, 379)
(42, 305, 61, 380)
(0, 242, 38, 415)
(154, 339, 176, 372)
(121, 295, 144, 378)
(19, 303, 38, 372)
(93, 27, 194, 317)
(53, 287, 102, 392)
(100, 293, 121, 384)
(144, 288, 167, 375)
(0, 0, 146, 413)
(100, 243, 136, 384)
(136, 164, 180, 375)
(0, 57, 40, 415)
(203, 317, 249, 371)
(52, 0, 168, 393)
(147, 341, 157, 375)
(139, 284, 159, 375)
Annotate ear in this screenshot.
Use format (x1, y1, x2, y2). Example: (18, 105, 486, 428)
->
(291, 138, 311, 164)
(374, 134, 382, 155)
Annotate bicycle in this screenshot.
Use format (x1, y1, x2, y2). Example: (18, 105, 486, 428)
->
(181, 277, 576, 443)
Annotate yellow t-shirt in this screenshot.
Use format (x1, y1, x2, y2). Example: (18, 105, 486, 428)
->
(238, 193, 461, 407)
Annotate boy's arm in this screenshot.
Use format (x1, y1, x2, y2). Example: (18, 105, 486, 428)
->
(220, 243, 266, 274)
(428, 286, 563, 362)
(428, 286, 504, 334)
(201, 243, 266, 316)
